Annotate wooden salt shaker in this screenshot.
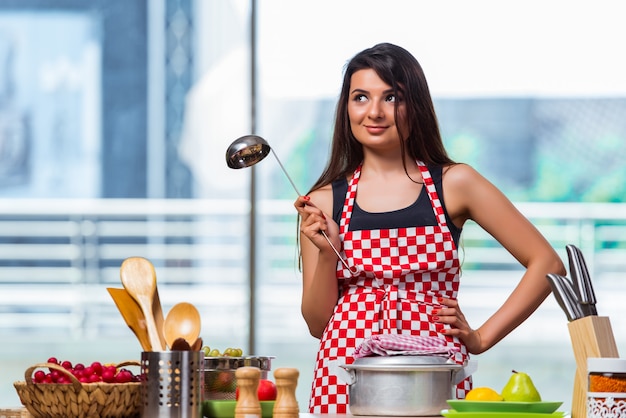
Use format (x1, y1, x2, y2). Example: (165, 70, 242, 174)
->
(235, 366, 262, 418)
(273, 367, 299, 418)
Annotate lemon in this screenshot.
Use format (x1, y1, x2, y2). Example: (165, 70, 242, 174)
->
(465, 387, 504, 401)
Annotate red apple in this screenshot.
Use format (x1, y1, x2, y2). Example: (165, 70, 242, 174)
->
(235, 379, 277, 401)
(257, 379, 277, 401)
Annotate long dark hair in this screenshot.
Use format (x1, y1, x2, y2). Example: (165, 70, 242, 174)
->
(308, 43, 454, 193)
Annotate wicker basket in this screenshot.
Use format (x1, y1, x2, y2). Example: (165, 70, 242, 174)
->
(0, 408, 32, 418)
(13, 361, 141, 418)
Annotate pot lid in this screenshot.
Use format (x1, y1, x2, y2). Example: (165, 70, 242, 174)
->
(344, 355, 462, 372)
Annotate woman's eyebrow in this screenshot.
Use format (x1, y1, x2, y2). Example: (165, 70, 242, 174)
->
(350, 88, 395, 94)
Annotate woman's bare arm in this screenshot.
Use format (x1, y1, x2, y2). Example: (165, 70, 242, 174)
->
(437, 164, 566, 353)
(295, 186, 342, 338)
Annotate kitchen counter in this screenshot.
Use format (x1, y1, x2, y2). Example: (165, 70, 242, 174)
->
(300, 413, 570, 418)
(301, 414, 442, 418)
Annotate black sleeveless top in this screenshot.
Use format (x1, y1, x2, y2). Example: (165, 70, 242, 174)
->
(331, 164, 462, 247)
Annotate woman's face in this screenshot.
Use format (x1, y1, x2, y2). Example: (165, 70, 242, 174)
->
(347, 69, 407, 151)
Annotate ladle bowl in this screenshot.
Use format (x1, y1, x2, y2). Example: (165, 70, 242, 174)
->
(225, 134, 359, 275)
(226, 135, 271, 170)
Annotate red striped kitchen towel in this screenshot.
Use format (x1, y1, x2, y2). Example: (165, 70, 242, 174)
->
(353, 334, 459, 358)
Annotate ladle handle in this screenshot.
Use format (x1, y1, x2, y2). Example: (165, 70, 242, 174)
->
(266, 145, 358, 276)
(321, 230, 359, 276)
(271, 149, 301, 196)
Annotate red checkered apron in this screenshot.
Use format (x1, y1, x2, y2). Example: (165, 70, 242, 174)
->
(308, 162, 471, 413)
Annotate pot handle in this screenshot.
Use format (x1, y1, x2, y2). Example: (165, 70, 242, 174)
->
(333, 360, 356, 385)
(453, 359, 478, 385)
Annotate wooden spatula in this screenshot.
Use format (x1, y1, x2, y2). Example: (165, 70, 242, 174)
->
(107, 287, 152, 351)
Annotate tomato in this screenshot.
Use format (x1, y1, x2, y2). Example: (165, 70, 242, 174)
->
(235, 379, 277, 401)
(257, 379, 277, 401)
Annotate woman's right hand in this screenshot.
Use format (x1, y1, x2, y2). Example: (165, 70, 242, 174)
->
(294, 195, 340, 257)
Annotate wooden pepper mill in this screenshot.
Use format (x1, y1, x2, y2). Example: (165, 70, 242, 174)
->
(235, 366, 262, 418)
(273, 367, 299, 418)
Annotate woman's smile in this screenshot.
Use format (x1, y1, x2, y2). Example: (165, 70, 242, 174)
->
(364, 124, 389, 135)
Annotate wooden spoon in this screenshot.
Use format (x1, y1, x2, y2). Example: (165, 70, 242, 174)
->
(120, 257, 165, 351)
(171, 337, 192, 351)
(163, 302, 201, 350)
(107, 287, 152, 351)
(190, 336, 203, 352)
(152, 287, 167, 351)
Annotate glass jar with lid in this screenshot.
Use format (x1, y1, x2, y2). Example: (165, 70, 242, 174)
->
(587, 357, 626, 418)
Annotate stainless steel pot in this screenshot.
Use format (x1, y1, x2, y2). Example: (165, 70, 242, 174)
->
(203, 356, 274, 400)
(340, 356, 474, 416)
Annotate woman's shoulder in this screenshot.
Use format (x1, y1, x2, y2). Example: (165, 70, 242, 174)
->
(441, 162, 508, 218)
(309, 182, 334, 196)
(308, 183, 334, 217)
(442, 163, 484, 187)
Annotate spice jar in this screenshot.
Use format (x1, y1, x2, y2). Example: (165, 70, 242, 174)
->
(587, 357, 626, 418)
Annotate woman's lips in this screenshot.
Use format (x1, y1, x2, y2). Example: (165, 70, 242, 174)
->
(365, 125, 388, 134)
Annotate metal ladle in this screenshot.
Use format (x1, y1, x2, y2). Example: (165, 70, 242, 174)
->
(226, 134, 358, 275)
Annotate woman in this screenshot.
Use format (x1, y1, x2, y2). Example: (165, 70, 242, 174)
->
(294, 43, 565, 413)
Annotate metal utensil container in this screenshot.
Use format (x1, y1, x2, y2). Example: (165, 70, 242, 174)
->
(140, 351, 204, 418)
(203, 356, 273, 400)
(341, 356, 464, 416)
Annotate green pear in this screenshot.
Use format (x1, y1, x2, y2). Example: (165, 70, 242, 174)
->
(501, 370, 542, 402)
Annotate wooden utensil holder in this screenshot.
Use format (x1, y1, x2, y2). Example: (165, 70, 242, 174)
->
(567, 316, 619, 418)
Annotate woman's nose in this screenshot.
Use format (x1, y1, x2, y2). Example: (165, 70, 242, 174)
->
(368, 100, 384, 119)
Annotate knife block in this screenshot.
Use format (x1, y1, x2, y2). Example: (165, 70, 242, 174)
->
(567, 316, 619, 418)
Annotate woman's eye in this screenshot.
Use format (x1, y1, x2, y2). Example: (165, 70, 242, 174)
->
(386, 94, 396, 103)
(354, 94, 367, 102)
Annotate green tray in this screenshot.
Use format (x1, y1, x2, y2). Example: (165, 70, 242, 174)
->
(442, 410, 566, 418)
(203, 400, 274, 418)
(446, 400, 563, 414)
